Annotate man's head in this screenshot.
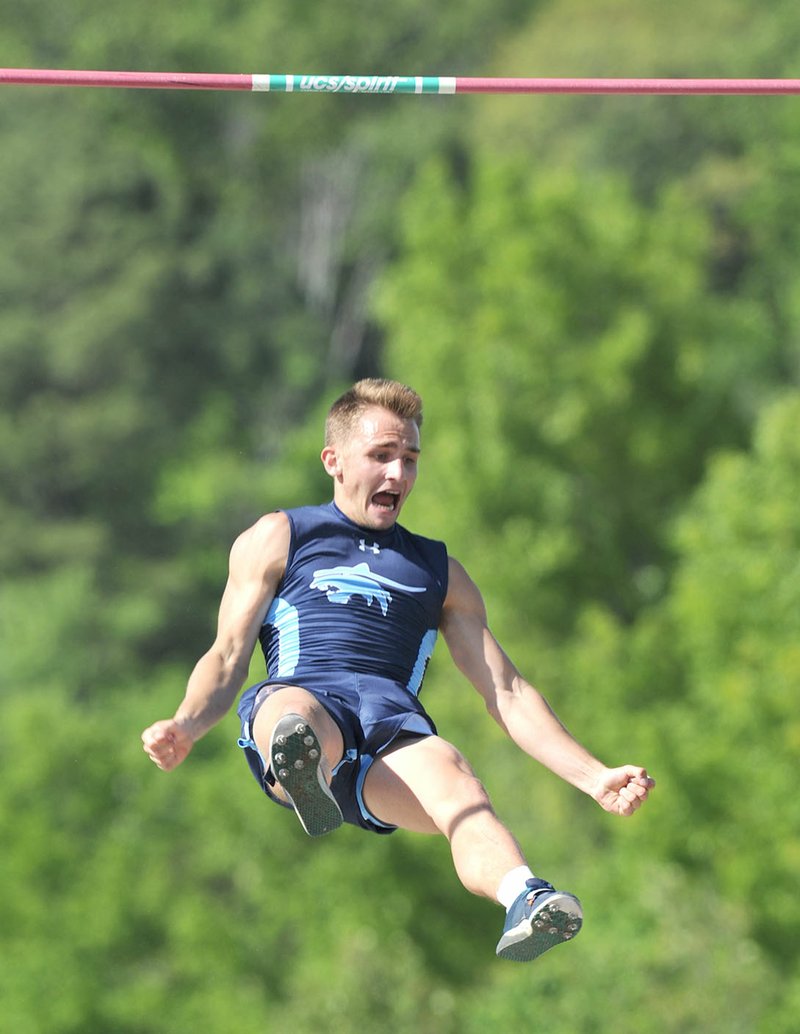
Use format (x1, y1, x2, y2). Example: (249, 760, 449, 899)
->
(321, 379, 423, 530)
(324, 379, 423, 447)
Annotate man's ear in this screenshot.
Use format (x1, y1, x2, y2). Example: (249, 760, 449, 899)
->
(321, 445, 341, 478)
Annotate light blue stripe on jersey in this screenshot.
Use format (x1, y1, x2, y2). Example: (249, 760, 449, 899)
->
(407, 629, 438, 696)
(264, 596, 300, 677)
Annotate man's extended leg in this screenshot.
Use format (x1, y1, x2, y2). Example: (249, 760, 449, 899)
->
(362, 734, 527, 895)
(362, 735, 582, 961)
(252, 686, 345, 836)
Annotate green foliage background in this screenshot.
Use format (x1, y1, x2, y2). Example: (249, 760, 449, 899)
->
(1, 1, 798, 1030)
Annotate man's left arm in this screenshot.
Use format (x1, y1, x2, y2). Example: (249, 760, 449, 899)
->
(440, 557, 654, 817)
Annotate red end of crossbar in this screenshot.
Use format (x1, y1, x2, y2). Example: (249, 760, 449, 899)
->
(455, 76, 800, 95)
(0, 68, 253, 90)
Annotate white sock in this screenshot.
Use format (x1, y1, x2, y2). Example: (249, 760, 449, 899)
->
(496, 865, 535, 911)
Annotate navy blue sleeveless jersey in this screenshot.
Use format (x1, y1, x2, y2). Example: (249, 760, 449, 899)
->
(259, 502, 449, 694)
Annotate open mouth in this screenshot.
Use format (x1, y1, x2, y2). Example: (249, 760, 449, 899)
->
(372, 490, 400, 512)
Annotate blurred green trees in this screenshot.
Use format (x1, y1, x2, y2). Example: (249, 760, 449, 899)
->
(1, 0, 798, 1030)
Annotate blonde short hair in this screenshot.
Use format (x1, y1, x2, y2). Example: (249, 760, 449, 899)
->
(325, 379, 423, 446)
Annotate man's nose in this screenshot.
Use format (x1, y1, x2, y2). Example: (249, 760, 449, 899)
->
(385, 457, 404, 480)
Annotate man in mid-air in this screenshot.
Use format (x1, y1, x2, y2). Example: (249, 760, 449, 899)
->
(142, 378, 654, 962)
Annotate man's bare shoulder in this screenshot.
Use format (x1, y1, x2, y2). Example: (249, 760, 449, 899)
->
(443, 555, 485, 618)
(445, 554, 479, 592)
(230, 511, 291, 578)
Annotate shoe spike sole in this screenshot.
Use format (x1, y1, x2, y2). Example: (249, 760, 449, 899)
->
(496, 898, 583, 962)
(270, 714, 343, 837)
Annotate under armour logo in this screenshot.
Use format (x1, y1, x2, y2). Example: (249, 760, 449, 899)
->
(358, 539, 381, 555)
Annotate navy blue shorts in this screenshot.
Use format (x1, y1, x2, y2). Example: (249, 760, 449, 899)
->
(236, 672, 437, 834)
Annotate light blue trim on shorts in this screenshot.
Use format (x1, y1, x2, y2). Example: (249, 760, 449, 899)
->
(237, 733, 266, 766)
(332, 748, 358, 776)
(356, 755, 396, 830)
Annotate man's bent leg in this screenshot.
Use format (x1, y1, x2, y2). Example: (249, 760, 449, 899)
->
(252, 686, 345, 836)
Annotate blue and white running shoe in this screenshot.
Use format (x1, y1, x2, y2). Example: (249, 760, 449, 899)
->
(496, 878, 583, 962)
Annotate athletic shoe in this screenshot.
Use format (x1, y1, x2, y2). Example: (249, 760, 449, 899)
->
(270, 714, 343, 837)
(496, 877, 583, 962)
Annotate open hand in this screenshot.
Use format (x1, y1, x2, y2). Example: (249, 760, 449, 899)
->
(593, 766, 655, 816)
(141, 719, 194, 771)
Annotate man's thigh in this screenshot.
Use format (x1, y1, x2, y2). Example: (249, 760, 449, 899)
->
(362, 735, 490, 835)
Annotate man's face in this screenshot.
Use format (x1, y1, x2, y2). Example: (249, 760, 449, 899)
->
(321, 405, 420, 530)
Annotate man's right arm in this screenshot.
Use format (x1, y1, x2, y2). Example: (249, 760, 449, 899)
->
(141, 511, 291, 771)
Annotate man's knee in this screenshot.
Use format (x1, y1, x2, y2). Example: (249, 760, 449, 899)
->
(251, 685, 344, 771)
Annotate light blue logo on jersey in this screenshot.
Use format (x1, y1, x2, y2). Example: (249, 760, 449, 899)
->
(310, 562, 425, 616)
